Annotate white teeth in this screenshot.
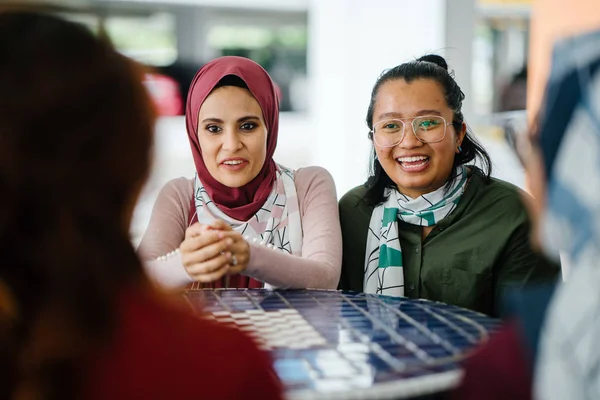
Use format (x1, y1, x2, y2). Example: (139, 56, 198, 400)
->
(402, 162, 427, 169)
(396, 156, 428, 163)
(223, 160, 243, 165)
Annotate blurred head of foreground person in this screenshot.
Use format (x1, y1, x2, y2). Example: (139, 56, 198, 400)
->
(0, 10, 281, 400)
(453, 29, 600, 400)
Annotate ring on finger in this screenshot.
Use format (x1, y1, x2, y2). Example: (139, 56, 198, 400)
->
(231, 254, 238, 266)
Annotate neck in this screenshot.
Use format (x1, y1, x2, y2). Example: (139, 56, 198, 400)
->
(397, 183, 447, 200)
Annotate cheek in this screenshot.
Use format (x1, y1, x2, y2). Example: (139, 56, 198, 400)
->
(375, 146, 392, 161)
(251, 131, 268, 162)
(197, 136, 218, 162)
(430, 141, 457, 164)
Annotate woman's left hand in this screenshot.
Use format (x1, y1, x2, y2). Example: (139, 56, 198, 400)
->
(205, 220, 250, 275)
(220, 230, 250, 275)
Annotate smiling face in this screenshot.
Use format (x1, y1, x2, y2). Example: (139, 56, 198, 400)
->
(371, 78, 466, 199)
(197, 85, 268, 188)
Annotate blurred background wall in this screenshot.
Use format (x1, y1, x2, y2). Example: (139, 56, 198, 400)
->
(33, 0, 535, 243)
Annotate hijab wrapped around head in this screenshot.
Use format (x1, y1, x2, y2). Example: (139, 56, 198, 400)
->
(185, 56, 280, 221)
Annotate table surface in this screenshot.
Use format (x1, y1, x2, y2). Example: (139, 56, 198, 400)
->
(184, 289, 500, 400)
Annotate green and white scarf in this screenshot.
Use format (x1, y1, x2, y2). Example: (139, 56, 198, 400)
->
(364, 166, 468, 296)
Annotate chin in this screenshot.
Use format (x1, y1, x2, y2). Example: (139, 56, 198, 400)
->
(395, 174, 433, 188)
(217, 175, 252, 188)
(395, 178, 438, 196)
(221, 180, 249, 188)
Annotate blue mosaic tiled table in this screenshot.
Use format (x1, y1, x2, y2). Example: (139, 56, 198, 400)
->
(184, 289, 501, 399)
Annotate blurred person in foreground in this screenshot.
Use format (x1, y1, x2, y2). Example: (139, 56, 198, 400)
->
(455, 28, 600, 400)
(0, 10, 282, 400)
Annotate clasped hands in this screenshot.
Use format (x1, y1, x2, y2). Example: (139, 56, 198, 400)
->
(180, 220, 250, 283)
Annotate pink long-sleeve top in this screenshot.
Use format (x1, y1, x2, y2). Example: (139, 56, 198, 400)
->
(137, 166, 342, 290)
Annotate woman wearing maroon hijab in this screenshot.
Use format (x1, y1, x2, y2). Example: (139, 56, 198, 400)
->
(139, 56, 342, 289)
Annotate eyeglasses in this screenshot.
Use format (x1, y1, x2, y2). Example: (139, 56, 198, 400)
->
(371, 115, 452, 147)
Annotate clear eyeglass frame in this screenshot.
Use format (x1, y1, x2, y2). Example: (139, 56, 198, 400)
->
(371, 115, 452, 148)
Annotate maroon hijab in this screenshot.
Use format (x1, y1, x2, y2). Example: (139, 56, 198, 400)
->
(186, 56, 279, 221)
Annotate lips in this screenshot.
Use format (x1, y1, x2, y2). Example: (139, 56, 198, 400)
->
(221, 160, 244, 166)
(220, 157, 248, 166)
(396, 155, 429, 164)
(219, 157, 249, 171)
(395, 155, 430, 172)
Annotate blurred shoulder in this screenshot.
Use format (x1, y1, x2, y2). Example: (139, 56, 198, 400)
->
(87, 288, 280, 399)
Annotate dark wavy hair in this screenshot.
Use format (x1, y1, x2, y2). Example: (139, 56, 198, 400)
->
(213, 74, 249, 91)
(364, 54, 492, 206)
(0, 10, 155, 399)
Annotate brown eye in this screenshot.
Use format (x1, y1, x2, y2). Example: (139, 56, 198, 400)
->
(206, 125, 221, 134)
(240, 122, 257, 131)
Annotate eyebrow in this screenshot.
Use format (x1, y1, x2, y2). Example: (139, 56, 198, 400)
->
(376, 110, 443, 120)
(201, 115, 261, 124)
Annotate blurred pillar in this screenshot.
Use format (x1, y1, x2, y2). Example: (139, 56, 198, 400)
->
(175, 7, 217, 64)
(446, 0, 476, 121)
(307, 0, 475, 196)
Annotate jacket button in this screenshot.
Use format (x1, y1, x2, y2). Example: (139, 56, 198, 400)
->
(415, 247, 420, 253)
(409, 283, 415, 290)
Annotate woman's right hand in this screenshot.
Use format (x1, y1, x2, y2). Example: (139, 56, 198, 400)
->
(180, 222, 234, 283)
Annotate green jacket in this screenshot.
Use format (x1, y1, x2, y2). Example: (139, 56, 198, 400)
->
(338, 168, 559, 317)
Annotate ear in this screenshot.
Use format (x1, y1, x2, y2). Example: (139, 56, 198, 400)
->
(455, 121, 467, 153)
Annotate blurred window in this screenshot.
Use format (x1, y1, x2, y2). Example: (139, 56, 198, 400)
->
(207, 24, 308, 112)
(105, 12, 177, 66)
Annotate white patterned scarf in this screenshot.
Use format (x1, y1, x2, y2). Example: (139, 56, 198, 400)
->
(364, 166, 468, 296)
(193, 164, 303, 257)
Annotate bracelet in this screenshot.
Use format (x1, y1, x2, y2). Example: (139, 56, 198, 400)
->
(156, 248, 180, 261)
(243, 235, 281, 251)
(155, 235, 283, 262)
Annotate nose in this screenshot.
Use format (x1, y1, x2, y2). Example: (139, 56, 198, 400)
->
(398, 123, 423, 149)
(221, 128, 243, 151)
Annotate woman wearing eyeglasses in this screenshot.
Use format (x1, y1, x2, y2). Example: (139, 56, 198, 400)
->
(338, 54, 558, 317)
